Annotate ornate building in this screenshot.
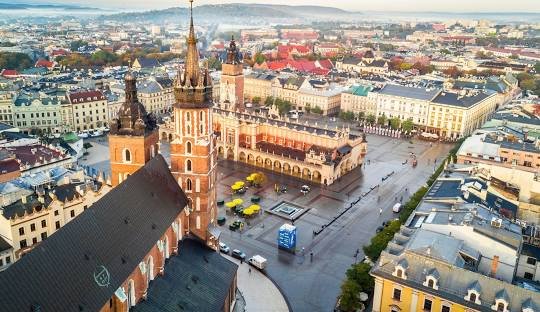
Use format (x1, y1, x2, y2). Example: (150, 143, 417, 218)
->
(108, 71, 159, 187)
(169, 0, 219, 245)
(219, 37, 244, 111)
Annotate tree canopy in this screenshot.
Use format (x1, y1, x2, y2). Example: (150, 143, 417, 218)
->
(0, 52, 32, 71)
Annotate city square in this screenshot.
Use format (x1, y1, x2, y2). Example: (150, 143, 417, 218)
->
(80, 131, 452, 311)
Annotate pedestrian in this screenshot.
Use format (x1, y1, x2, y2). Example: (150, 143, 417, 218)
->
(379, 207, 383, 215)
(310, 251, 313, 262)
(249, 267, 252, 274)
(240, 258, 243, 264)
(302, 247, 305, 255)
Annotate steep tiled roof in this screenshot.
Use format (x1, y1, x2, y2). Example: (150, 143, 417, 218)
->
(0, 155, 188, 311)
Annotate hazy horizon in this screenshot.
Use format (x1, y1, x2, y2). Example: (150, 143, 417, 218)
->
(7, 0, 540, 13)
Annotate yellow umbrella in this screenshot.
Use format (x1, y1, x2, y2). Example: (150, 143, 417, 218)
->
(232, 198, 244, 205)
(234, 181, 245, 187)
(243, 209, 254, 216)
(246, 175, 254, 182)
(249, 204, 261, 211)
(225, 202, 236, 208)
(231, 184, 242, 191)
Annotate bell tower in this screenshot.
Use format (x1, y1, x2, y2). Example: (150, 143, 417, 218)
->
(219, 36, 244, 111)
(170, 0, 219, 247)
(108, 71, 159, 187)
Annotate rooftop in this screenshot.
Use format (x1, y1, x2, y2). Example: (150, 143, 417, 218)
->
(378, 84, 441, 101)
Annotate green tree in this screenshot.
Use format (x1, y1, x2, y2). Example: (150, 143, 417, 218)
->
(377, 114, 387, 126)
(339, 279, 361, 312)
(357, 111, 365, 121)
(70, 40, 88, 52)
(0, 52, 32, 71)
(521, 79, 536, 91)
(346, 263, 374, 294)
(389, 117, 401, 130)
(535, 62, 540, 73)
(90, 50, 119, 66)
(264, 96, 274, 107)
(207, 56, 222, 70)
(365, 114, 376, 125)
(254, 52, 266, 65)
(311, 106, 323, 114)
(401, 118, 414, 132)
(252, 96, 261, 105)
(440, 48, 451, 55)
(339, 111, 356, 122)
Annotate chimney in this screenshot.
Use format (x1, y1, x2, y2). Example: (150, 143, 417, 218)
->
(491, 255, 499, 277)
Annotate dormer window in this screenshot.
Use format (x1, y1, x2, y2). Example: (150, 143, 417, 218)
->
(422, 269, 439, 290)
(491, 290, 510, 312)
(464, 281, 481, 305)
(392, 259, 408, 280)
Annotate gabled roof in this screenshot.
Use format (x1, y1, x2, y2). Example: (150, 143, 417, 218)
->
(135, 57, 161, 68)
(0, 155, 188, 312)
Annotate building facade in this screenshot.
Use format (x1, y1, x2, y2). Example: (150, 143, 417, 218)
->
(243, 71, 275, 103)
(12, 93, 63, 134)
(0, 92, 13, 125)
(219, 37, 244, 111)
(137, 76, 174, 116)
(341, 84, 377, 117)
(67, 90, 108, 132)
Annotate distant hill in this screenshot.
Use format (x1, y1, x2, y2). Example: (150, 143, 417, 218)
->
(99, 3, 361, 24)
(0, 2, 99, 11)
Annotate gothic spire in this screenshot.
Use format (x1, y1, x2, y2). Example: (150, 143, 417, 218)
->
(184, 0, 199, 86)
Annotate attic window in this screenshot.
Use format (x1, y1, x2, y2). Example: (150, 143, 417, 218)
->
(491, 298, 509, 312)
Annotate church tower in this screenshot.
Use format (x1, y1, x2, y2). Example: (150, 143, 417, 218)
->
(170, 0, 218, 246)
(108, 71, 159, 187)
(219, 36, 244, 111)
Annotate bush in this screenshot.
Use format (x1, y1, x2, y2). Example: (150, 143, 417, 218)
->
(311, 106, 323, 114)
(83, 142, 93, 149)
(339, 279, 362, 312)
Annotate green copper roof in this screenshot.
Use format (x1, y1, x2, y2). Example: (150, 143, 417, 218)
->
(348, 84, 372, 96)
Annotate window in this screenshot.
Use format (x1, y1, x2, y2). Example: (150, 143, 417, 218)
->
(524, 272, 534, 280)
(441, 305, 450, 312)
(54, 210, 59, 216)
(83, 205, 87, 210)
(428, 279, 434, 288)
(423, 299, 432, 311)
(0, 258, 3, 266)
(527, 257, 537, 265)
(19, 240, 27, 249)
(55, 221, 60, 230)
(32, 237, 37, 244)
(469, 293, 476, 303)
(70, 210, 75, 218)
(396, 269, 403, 278)
(41, 232, 47, 240)
(392, 288, 401, 301)
(186, 179, 192, 191)
(41, 220, 46, 228)
(186, 141, 192, 154)
(19, 227, 24, 235)
(199, 111, 204, 121)
(186, 159, 192, 172)
(124, 149, 131, 162)
(5, 256, 10, 264)
(497, 302, 504, 312)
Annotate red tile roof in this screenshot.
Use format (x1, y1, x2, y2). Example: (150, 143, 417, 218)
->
(1, 69, 19, 77)
(68, 90, 106, 104)
(35, 59, 54, 68)
(1, 145, 66, 170)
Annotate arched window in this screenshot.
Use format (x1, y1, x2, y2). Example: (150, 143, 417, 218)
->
(123, 149, 131, 162)
(186, 159, 192, 172)
(128, 279, 136, 307)
(150, 145, 155, 158)
(186, 141, 192, 154)
(199, 111, 204, 121)
(196, 216, 201, 229)
(186, 179, 192, 191)
(187, 125, 191, 135)
(147, 256, 154, 282)
(164, 235, 169, 259)
(497, 302, 504, 312)
(199, 124, 204, 134)
(195, 178, 200, 192)
(469, 293, 476, 303)
(186, 112, 191, 121)
(396, 269, 403, 278)
(196, 197, 200, 211)
(427, 279, 434, 288)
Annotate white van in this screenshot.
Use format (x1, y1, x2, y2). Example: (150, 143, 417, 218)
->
(248, 255, 267, 270)
(392, 203, 402, 213)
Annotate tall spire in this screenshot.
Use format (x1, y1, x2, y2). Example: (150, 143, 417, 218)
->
(184, 0, 199, 86)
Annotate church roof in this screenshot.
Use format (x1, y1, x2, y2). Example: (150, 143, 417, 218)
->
(0, 155, 188, 312)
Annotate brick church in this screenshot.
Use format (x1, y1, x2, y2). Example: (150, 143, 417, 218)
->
(0, 1, 238, 311)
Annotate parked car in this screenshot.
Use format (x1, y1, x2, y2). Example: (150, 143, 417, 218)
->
(392, 202, 402, 213)
(232, 249, 246, 261)
(248, 255, 267, 270)
(219, 242, 230, 254)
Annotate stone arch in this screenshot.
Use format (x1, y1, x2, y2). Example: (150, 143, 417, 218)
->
(256, 156, 264, 167)
(264, 158, 272, 169)
(312, 170, 322, 183)
(283, 162, 291, 174)
(273, 160, 281, 171)
(226, 148, 234, 160)
(239, 151, 247, 162)
(292, 165, 301, 177)
(161, 132, 168, 140)
(302, 167, 311, 179)
(247, 154, 255, 164)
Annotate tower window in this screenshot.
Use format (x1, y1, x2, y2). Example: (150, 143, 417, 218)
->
(123, 149, 131, 162)
(186, 112, 191, 121)
(186, 141, 192, 154)
(199, 111, 204, 121)
(187, 125, 191, 135)
(186, 179, 192, 191)
(186, 159, 192, 172)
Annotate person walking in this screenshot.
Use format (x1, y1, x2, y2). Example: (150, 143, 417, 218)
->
(249, 267, 252, 274)
(379, 207, 383, 215)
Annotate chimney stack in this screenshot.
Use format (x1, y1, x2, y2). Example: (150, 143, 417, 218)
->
(491, 255, 499, 278)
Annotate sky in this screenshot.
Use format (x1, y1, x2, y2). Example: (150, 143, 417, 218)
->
(23, 0, 540, 12)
